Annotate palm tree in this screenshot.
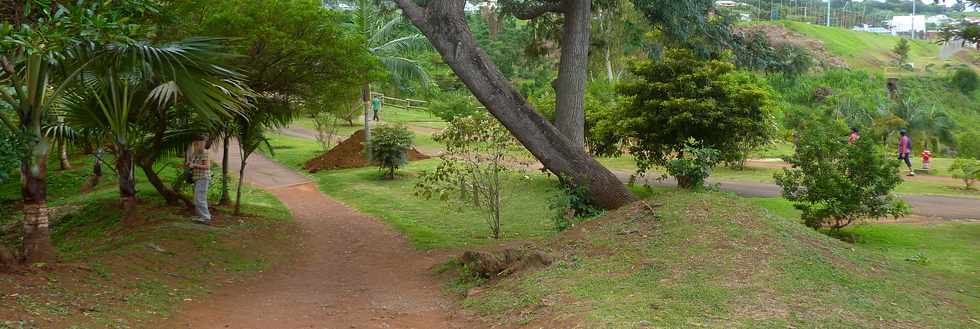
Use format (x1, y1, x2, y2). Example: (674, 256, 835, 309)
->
(891, 96, 958, 153)
(63, 38, 252, 213)
(351, 0, 431, 144)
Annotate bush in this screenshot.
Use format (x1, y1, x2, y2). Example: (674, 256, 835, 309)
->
(665, 142, 722, 189)
(427, 92, 481, 122)
(774, 121, 909, 230)
(547, 180, 602, 232)
(0, 129, 24, 184)
(950, 68, 979, 94)
(596, 48, 775, 172)
(949, 158, 980, 190)
(956, 131, 980, 159)
(367, 125, 413, 179)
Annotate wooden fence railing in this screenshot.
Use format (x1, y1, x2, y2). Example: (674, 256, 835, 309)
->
(370, 92, 428, 111)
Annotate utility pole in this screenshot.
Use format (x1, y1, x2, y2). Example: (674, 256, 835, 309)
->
(827, 0, 831, 27)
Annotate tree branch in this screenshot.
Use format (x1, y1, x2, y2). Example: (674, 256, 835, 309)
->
(500, 0, 563, 20)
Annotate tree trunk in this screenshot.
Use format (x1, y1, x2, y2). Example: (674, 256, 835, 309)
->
(138, 160, 193, 208)
(20, 138, 55, 264)
(234, 156, 247, 216)
(58, 140, 71, 170)
(553, 0, 590, 150)
(219, 133, 231, 206)
(393, 0, 635, 209)
(115, 147, 138, 213)
(362, 83, 371, 156)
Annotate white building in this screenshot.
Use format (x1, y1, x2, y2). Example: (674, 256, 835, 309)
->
(889, 15, 927, 33)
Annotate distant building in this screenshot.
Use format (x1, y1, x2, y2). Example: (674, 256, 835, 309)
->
(890, 15, 927, 33)
(715, 1, 739, 8)
(852, 24, 891, 34)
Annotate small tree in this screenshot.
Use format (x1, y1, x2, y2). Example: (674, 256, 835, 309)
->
(893, 38, 911, 66)
(594, 48, 774, 174)
(415, 115, 526, 239)
(666, 141, 722, 189)
(368, 125, 413, 179)
(950, 158, 980, 190)
(775, 122, 909, 230)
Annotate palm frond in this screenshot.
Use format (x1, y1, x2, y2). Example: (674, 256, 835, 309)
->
(370, 34, 430, 55)
(379, 56, 432, 87)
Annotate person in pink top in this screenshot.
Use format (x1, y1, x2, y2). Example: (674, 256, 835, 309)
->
(898, 129, 914, 176)
(848, 127, 860, 144)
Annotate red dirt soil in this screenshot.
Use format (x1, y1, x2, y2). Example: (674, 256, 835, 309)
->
(304, 130, 430, 172)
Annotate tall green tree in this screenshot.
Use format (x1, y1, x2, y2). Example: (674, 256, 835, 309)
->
(352, 0, 431, 145)
(392, 0, 637, 209)
(160, 0, 375, 203)
(0, 1, 150, 263)
(594, 49, 775, 172)
(63, 38, 252, 212)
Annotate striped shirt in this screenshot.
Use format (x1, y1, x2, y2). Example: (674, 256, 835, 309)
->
(191, 153, 211, 181)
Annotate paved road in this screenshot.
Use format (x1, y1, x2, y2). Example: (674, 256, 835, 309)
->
(619, 172, 980, 220)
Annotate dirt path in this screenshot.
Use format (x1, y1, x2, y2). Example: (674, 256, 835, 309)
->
(161, 145, 479, 328)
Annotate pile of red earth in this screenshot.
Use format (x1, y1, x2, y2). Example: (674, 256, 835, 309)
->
(304, 129, 430, 173)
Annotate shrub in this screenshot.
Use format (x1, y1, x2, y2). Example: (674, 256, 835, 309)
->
(665, 141, 722, 189)
(774, 120, 909, 230)
(956, 131, 980, 159)
(596, 48, 775, 172)
(415, 115, 526, 239)
(427, 92, 481, 123)
(893, 38, 910, 66)
(367, 125, 413, 179)
(949, 158, 980, 190)
(547, 180, 602, 232)
(950, 68, 979, 94)
(0, 129, 24, 184)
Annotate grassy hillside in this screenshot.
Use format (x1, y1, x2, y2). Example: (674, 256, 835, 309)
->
(458, 191, 979, 328)
(778, 21, 970, 71)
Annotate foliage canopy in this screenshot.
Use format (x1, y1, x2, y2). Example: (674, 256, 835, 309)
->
(594, 48, 775, 172)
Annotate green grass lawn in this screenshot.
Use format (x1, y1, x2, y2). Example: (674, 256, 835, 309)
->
(379, 107, 447, 130)
(264, 132, 561, 250)
(463, 190, 980, 328)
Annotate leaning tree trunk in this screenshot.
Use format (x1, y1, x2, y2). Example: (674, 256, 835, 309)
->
(219, 133, 231, 206)
(234, 155, 248, 216)
(553, 0, 590, 150)
(115, 147, 138, 213)
(138, 159, 193, 209)
(393, 0, 635, 209)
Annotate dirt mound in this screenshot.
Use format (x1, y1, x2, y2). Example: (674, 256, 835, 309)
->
(741, 24, 847, 68)
(304, 129, 430, 172)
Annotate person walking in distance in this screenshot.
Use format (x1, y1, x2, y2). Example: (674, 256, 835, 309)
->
(848, 127, 860, 144)
(898, 129, 915, 176)
(188, 138, 213, 224)
(371, 96, 382, 121)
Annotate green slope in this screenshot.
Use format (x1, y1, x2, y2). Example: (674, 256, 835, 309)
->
(779, 21, 969, 71)
(458, 191, 979, 328)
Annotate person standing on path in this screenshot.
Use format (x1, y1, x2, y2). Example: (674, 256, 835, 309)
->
(371, 96, 382, 121)
(898, 129, 915, 176)
(188, 138, 213, 224)
(848, 127, 860, 144)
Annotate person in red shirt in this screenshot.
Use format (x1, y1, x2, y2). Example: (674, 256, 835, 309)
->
(898, 130, 914, 176)
(848, 127, 860, 144)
